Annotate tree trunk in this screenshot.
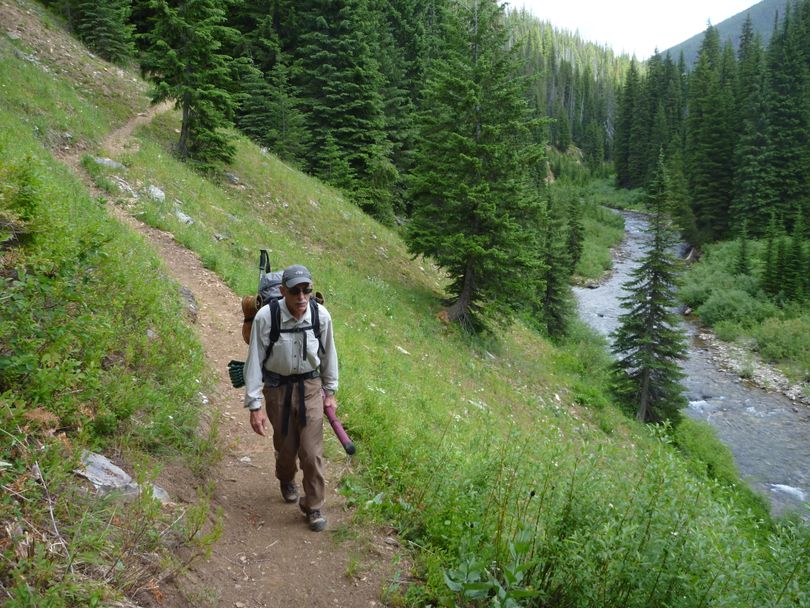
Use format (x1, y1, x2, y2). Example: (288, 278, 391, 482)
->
(447, 262, 475, 329)
(637, 366, 651, 423)
(177, 92, 191, 159)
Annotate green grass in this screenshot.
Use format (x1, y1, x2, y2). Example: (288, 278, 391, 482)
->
(91, 111, 810, 606)
(1, 26, 220, 604)
(2, 1, 809, 605)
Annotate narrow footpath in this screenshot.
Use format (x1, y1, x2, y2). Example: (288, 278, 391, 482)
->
(60, 106, 398, 608)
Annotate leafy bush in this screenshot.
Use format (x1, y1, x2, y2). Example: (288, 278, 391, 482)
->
(674, 418, 771, 520)
(714, 319, 745, 341)
(753, 316, 810, 377)
(696, 288, 778, 328)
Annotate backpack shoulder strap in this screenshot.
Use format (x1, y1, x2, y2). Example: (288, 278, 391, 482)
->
(261, 298, 282, 369)
(310, 299, 325, 355)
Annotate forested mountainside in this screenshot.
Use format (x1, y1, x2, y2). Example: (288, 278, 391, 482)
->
(666, 0, 790, 66)
(506, 9, 632, 166)
(41, 0, 629, 222)
(615, 0, 810, 247)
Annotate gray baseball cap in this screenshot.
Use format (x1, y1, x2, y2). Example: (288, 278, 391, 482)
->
(282, 264, 312, 287)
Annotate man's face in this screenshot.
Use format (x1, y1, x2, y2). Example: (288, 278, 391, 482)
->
(281, 283, 312, 319)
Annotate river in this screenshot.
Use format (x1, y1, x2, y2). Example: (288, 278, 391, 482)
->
(573, 211, 810, 517)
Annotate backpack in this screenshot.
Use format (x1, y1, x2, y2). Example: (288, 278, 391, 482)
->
(229, 254, 325, 389)
(241, 249, 281, 343)
(241, 250, 325, 352)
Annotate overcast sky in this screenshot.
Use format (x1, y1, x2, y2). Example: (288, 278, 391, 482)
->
(513, 0, 758, 59)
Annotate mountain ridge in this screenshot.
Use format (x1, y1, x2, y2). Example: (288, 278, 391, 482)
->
(663, 0, 790, 65)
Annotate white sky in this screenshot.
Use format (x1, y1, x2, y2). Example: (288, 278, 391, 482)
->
(513, 0, 758, 59)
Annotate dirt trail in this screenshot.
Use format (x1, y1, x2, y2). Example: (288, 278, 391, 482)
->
(60, 108, 397, 608)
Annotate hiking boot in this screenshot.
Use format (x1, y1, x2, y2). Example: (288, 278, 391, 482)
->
(299, 501, 327, 531)
(280, 482, 298, 503)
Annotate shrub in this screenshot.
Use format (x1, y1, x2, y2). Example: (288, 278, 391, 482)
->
(753, 316, 810, 374)
(714, 319, 745, 341)
(696, 288, 778, 328)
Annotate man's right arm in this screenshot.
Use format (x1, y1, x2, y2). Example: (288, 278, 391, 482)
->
(244, 308, 271, 411)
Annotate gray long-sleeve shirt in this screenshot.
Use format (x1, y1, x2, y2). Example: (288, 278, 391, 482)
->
(243, 299, 339, 411)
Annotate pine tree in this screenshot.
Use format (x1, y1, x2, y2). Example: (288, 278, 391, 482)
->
(733, 222, 752, 276)
(665, 141, 698, 245)
(762, 233, 779, 298)
(539, 187, 572, 339)
(783, 215, 806, 301)
(611, 152, 687, 424)
(292, 0, 394, 220)
(614, 60, 640, 188)
(406, 0, 546, 330)
(565, 195, 584, 274)
(685, 26, 737, 241)
(731, 25, 776, 236)
(766, 8, 810, 227)
(139, 0, 237, 168)
(74, 0, 135, 64)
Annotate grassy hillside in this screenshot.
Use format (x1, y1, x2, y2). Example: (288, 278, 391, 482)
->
(2, 1, 809, 606)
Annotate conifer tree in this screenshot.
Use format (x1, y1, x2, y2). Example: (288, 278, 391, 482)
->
(732, 24, 776, 236)
(762, 233, 779, 298)
(665, 142, 699, 245)
(766, 8, 810, 229)
(783, 215, 806, 301)
(565, 196, 584, 274)
(407, 0, 545, 330)
(685, 26, 737, 241)
(139, 0, 237, 168)
(74, 0, 135, 64)
(611, 152, 687, 424)
(539, 187, 572, 339)
(733, 222, 752, 276)
(234, 57, 309, 166)
(614, 60, 640, 188)
(292, 0, 394, 220)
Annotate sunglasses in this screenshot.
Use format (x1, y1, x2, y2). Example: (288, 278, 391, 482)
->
(287, 286, 313, 295)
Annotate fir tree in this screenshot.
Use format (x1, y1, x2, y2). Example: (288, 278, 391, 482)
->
(407, 0, 546, 330)
(611, 152, 687, 424)
(733, 222, 752, 276)
(565, 195, 584, 274)
(783, 215, 806, 301)
(292, 0, 394, 220)
(665, 142, 698, 245)
(685, 26, 737, 241)
(139, 0, 237, 168)
(74, 0, 135, 64)
(614, 60, 640, 188)
(539, 187, 572, 339)
(766, 8, 810, 227)
(731, 33, 776, 236)
(762, 233, 779, 298)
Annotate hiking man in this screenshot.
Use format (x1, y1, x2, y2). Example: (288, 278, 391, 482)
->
(243, 264, 339, 531)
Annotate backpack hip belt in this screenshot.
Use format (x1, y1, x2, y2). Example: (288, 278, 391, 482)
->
(263, 370, 320, 435)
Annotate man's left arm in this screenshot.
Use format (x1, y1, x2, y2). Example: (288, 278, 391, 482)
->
(319, 308, 339, 409)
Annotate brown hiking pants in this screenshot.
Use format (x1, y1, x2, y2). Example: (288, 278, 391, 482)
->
(263, 377, 325, 511)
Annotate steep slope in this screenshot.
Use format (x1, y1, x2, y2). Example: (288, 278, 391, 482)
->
(3, 1, 809, 606)
(1, 2, 398, 606)
(664, 0, 789, 65)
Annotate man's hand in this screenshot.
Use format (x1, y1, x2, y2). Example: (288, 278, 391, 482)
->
(250, 408, 270, 436)
(323, 392, 338, 411)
